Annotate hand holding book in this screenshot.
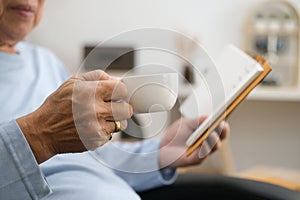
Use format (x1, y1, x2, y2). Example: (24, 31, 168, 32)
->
(180, 44, 272, 156)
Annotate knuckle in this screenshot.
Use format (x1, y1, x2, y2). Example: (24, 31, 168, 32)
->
(112, 81, 127, 99)
(98, 105, 112, 116)
(128, 104, 133, 117)
(100, 122, 114, 133)
(96, 81, 112, 98)
(119, 120, 128, 130)
(118, 81, 128, 96)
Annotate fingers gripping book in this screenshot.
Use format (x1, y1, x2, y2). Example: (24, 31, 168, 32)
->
(180, 44, 272, 156)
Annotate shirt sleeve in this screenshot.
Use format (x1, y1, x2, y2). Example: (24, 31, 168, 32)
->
(0, 120, 51, 200)
(91, 139, 177, 192)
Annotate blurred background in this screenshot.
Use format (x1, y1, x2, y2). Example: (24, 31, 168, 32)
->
(27, 0, 300, 189)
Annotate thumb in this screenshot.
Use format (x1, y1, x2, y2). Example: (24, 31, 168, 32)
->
(194, 115, 208, 128)
(78, 70, 110, 81)
(185, 116, 208, 132)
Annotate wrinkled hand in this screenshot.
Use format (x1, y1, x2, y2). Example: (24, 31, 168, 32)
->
(17, 70, 133, 163)
(159, 116, 229, 169)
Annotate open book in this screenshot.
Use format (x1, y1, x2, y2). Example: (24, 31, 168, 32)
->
(180, 44, 272, 156)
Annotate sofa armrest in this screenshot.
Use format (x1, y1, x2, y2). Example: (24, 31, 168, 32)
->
(138, 173, 300, 200)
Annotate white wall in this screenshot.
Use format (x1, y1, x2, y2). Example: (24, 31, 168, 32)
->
(27, 0, 300, 172)
(28, 0, 299, 73)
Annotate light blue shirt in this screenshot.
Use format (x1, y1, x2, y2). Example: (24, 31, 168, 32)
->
(0, 42, 176, 199)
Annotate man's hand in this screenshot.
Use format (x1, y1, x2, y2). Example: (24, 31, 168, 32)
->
(17, 70, 133, 163)
(159, 117, 230, 169)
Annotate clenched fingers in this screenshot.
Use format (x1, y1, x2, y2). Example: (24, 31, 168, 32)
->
(97, 79, 128, 101)
(96, 101, 133, 121)
(78, 69, 110, 81)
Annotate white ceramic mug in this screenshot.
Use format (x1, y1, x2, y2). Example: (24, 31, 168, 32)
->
(121, 73, 178, 114)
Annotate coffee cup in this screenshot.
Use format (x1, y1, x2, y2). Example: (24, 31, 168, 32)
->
(121, 73, 178, 114)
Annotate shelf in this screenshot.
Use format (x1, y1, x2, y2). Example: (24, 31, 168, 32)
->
(247, 86, 300, 102)
(179, 84, 300, 102)
(249, 27, 299, 37)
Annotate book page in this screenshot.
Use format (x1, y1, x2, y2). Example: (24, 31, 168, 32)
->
(180, 44, 263, 146)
